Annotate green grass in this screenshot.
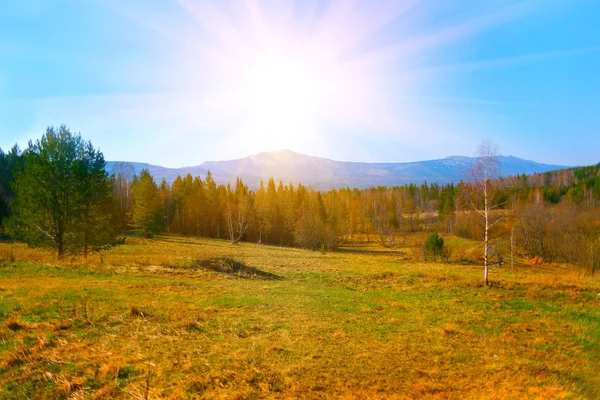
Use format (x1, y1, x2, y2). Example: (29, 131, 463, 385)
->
(0, 235, 599, 399)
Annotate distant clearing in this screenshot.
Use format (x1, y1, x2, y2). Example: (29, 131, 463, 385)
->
(1, 235, 599, 399)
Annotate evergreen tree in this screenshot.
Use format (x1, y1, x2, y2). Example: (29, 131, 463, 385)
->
(130, 169, 164, 236)
(9, 126, 115, 256)
(423, 232, 445, 261)
(265, 178, 281, 243)
(159, 179, 172, 232)
(254, 180, 269, 243)
(204, 171, 222, 237)
(0, 145, 22, 229)
(76, 141, 116, 258)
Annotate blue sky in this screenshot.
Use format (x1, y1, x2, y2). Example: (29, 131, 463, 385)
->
(1, 0, 599, 167)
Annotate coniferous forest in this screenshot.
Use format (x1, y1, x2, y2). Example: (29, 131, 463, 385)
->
(1, 126, 599, 275)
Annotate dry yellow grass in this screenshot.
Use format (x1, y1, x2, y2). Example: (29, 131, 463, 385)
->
(0, 234, 599, 399)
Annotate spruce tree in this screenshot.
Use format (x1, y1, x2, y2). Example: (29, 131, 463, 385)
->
(130, 169, 164, 236)
(0, 145, 22, 229)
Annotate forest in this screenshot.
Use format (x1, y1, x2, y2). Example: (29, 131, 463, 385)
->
(1, 126, 599, 275)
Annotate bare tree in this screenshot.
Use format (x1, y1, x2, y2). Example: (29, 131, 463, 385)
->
(226, 202, 250, 244)
(515, 196, 552, 260)
(469, 140, 501, 285)
(111, 162, 136, 230)
(225, 178, 252, 245)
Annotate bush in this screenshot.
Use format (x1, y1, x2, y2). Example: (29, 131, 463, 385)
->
(424, 232, 445, 261)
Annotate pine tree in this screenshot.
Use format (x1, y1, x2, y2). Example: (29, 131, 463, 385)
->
(265, 178, 281, 243)
(254, 180, 269, 243)
(424, 232, 445, 261)
(76, 141, 116, 258)
(204, 171, 222, 237)
(0, 145, 22, 229)
(9, 126, 115, 256)
(130, 169, 164, 236)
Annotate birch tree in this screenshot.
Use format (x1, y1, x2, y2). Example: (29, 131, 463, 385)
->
(469, 140, 501, 285)
(225, 178, 253, 244)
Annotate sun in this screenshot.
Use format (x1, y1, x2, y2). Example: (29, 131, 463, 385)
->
(237, 49, 326, 150)
(177, 2, 395, 155)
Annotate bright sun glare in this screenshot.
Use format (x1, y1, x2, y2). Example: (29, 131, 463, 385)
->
(181, 1, 400, 154)
(240, 50, 324, 150)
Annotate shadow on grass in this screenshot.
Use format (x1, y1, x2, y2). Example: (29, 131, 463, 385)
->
(193, 257, 283, 280)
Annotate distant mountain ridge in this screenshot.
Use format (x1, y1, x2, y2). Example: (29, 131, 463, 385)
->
(105, 150, 568, 190)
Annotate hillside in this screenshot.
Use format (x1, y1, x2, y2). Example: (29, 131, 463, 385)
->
(106, 150, 567, 189)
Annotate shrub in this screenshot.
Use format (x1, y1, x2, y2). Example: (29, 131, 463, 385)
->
(424, 232, 445, 261)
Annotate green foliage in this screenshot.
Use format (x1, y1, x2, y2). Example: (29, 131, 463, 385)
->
(8, 126, 116, 256)
(424, 232, 445, 261)
(437, 183, 455, 217)
(130, 169, 165, 236)
(0, 145, 22, 229)
(9, 127, 600, 262)
(77, 141, 118, 257)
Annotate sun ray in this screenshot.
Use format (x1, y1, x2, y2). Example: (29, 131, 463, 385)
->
(92, 0, 556, 160)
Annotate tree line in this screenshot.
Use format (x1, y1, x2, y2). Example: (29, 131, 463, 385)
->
(1, 127, 598, 275)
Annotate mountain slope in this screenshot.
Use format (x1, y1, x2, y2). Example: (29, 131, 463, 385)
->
(105, 161, 208, 184)
(106, 150, 568, 189)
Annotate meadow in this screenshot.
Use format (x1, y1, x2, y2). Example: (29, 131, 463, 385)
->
(0, 234, 599, 399)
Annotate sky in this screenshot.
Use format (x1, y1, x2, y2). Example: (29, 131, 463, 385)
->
(1, 0, 599, 167)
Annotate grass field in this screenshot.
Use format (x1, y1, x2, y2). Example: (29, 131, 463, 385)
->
(1, 235, 599, 399)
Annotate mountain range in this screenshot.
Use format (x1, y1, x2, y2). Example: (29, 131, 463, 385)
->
(105, 150, 567, 190)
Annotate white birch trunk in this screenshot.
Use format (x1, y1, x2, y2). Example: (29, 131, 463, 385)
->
(483, 178, 489, 285)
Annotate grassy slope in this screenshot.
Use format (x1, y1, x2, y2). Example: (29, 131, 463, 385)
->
(0, 235, 599, 399)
